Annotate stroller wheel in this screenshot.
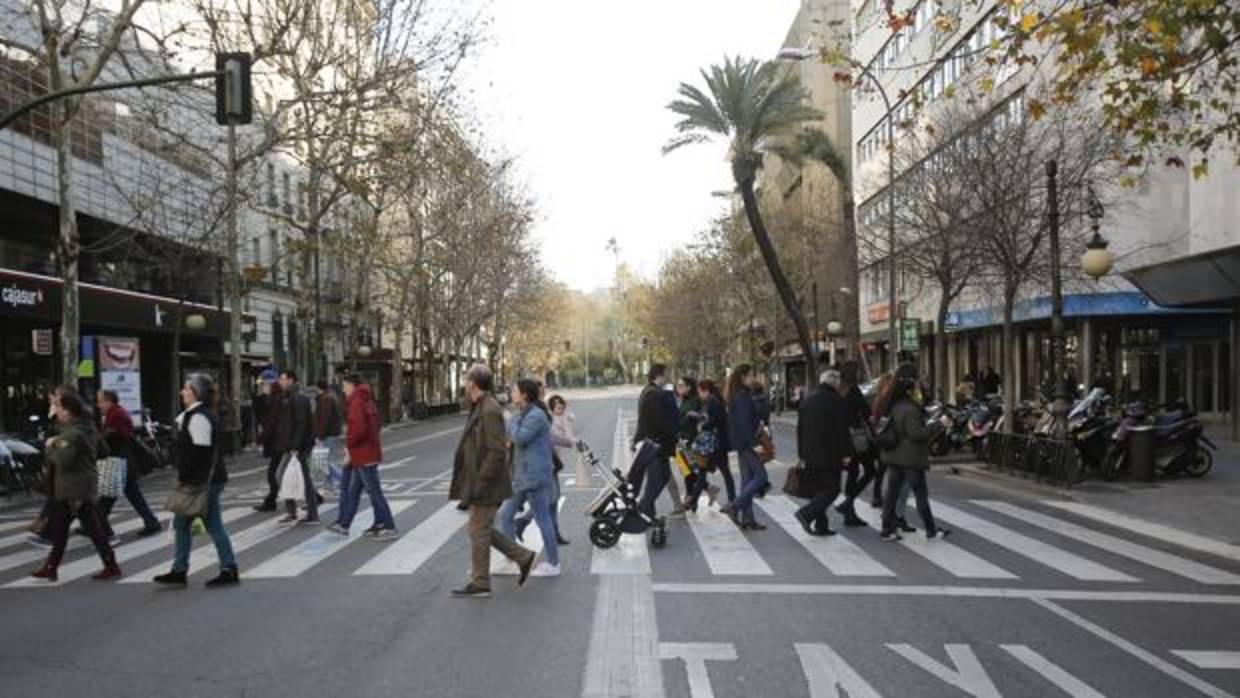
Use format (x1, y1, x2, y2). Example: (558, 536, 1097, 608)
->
(650, 520, 668, 549)
(589, 518, 621, 549)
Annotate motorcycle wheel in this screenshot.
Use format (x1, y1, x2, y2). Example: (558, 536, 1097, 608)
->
(929, 435, 950, 458)
(1184, 448, 1213, 478)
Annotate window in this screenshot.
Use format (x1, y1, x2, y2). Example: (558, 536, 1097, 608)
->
(250, 237, 261, 266)
(296, 182, 306, 221)
(282, 172, 292, 214)
(266, 163, 277, 207)
(268, 229, 279, 280)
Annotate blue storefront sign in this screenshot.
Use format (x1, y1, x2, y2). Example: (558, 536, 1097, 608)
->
(943, 292, 1225, 332)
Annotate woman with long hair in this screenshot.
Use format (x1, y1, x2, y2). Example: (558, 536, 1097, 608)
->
(686, 378, 732, 508)
(878, 363, 951, 541)
(869, 371, 896, 508)
(29, 386, 120, 582)
(517, 393, 573, 546)
(721, 364, 766, 531)
(498, 379, 561, 577)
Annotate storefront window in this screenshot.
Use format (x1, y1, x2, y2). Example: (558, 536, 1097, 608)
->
(1120, 327, 1160, 405)
(1192, 344, 1215, 413)
(1166, 344, 1188, 405)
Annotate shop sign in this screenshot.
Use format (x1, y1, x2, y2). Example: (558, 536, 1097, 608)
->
(31, 329, 53, 356)
(867, 303, 891, 325)
(899, 318, 921, 353)
(2, 285, 45, 309)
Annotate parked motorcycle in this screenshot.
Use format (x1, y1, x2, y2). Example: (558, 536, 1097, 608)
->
(0, 414, 48, 496)
(1067, 388, 1116, 475)
(965, 396, 1004, 456)
(927, 403, 971, 457)
(1101, 400, 1214, 480)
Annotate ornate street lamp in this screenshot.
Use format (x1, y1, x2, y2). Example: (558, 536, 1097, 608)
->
(184, 313, 207, 331)
(1081, 185, 1113, 280)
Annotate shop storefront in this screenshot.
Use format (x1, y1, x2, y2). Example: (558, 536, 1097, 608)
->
(0, 267, 242, 431)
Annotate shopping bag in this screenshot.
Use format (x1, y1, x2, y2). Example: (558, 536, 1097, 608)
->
(278, 453, 306, 501)
(96, 457, 127, 499)
(782, 461, 813, 499)
(673, 451, 692, 477)
(311, 446, 331, 478)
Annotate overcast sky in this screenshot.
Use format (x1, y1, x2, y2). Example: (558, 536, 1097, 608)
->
(461, 1, 802, 292)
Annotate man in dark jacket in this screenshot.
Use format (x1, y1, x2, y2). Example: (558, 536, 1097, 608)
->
(628, 364, 678, 518)
(259, 370, 318, 523)
(794, 370, 853, 537)
(96, 390, 161, 539)
(315, 380, 345, 493)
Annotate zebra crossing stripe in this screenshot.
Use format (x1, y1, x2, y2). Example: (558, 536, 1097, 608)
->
(685, 507, 773, 576)
(1172, 652, 1240, 670)
(1042, 501, 1240, 563)
(758, 497, 895, 577)
(6, 507, 252, 588)
(352, 501, 466, 576)
(974, 500, 1240, 585)
(930, 501, 1138, 582)
(248, 499, 417, 578)
(846, 502, 1017, 580)
(0, 520, 32, 534)
(1001, 645, 1107, 698)
(120, 505, 340, 583)
(0, 512, 174, 574)
(795, 643, 882, 698)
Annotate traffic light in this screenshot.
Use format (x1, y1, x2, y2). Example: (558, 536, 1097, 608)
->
(215, 52, 253, 125)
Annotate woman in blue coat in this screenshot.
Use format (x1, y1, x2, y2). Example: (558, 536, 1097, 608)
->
(498, 379, 561, 577)
(721, 365, 766, 530)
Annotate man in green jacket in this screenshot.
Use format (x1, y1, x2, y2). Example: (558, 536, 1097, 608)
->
(449, 364, 535, 598)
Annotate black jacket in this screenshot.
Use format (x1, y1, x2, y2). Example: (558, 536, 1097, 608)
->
(796, 385, 852, 478)
(700, 394, 729, 456)
(272, 387, 315, 454)
(634, 383, 678, 453)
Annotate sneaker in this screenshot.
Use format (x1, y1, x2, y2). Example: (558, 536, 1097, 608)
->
(368, 527, 398, 541)
(277, 514, 297, 524)
(153, 570, 187, 586)
(667, 506, 687, 520)
(530, 562, 561, 578)
(493, 559, 520, 576)
(326, 523, 349, 536)
(926, 528, 952, 540)
(451, 584, 492, 598)
(879, 530, 903, 542)
(26, 534, 52, 549)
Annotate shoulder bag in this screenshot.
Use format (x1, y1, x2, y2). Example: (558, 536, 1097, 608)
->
(166, 415, 221, 518)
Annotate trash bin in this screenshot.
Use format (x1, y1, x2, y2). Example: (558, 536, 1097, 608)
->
(1127, 425, 1156, 481)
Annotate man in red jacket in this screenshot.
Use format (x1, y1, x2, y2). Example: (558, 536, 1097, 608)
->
(327, 374, 397, 539)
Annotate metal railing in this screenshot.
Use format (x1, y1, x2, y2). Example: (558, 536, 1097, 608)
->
(980, 433, 1083, 487)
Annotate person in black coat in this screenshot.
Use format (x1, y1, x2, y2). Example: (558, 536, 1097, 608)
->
(836, 361, 877, 527)
(794, 370, 853, 536)
(628, 364, 679, 518)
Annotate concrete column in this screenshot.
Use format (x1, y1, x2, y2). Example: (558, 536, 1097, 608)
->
(1232, 303, 1239, 440)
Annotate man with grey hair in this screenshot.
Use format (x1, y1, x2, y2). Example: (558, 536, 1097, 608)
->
(448, 363, 536, 598)
(793, 368, 852, 537)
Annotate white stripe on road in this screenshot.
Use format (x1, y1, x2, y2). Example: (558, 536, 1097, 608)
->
(685, 507, 773, 576)
(1033, 598, 1236, 698)
(758, 496, 895, 577)
(0, 519, 32, 534)
(582, 575, 665, 698)
(353, 501, 466, 576)
(1001, 645, 1106, 698)
(120, 506, 339, 582)
(795, 644, 883, 698)
(1173, 652, 1240, 670)
(651, 583, 1240, 605)
(1043, 501, 1240, 563)
(0, 512, 172, 573)
(382, 425, 464, 452)
(248, 500, 417, 578)
(887, 644, 1001, 698)
(591, 533, 652, 575)
(931, 501, 1138, 582)
(975, 500, 1240, 585)
(7, 507, 252, 587)
(659, 643, 736, 698)
(848, 501, 1016, 580)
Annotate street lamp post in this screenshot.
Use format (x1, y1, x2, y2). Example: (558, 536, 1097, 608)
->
(1046, 160, 1068, 438)
(777, 48, 898, 369)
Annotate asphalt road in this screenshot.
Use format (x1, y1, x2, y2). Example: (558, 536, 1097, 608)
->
(1, 388, 1239, 698)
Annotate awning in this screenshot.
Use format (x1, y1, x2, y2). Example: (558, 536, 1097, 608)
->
(1123, 244, 1240, 307)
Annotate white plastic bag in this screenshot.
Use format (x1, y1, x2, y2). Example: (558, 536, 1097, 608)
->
(278, 453, 306, 501)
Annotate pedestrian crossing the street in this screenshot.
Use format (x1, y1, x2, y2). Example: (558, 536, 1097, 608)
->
(2, 493, 1239, 591)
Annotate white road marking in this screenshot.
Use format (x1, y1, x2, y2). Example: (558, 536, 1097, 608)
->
(848, 500, 1016, 579)
(591, 533, 652, 575)
(1043, 501, 1240, 563)
(650, 583, 1240, 605)
(758, 496, 895, 577)
(1173, 652, 1240, 670)
(7, 507, 252, 588)
(931, 501, 1138, 582)
(975, 500, 1240, 585)
(382, 425, 464, 452)
(353, 501, 466, 576)
(887, 644, 1001, 698)
(0, 512, 173, 573)
(0, 519, 32, 533)
(795, 643, 883, 698)
(1032, 598, 1236, 698)
(659, 643, 736, 698)
(121, 505, 339, 582)
(1001, 644, 1106, 698)
(406, 468, 454, 492)
(248, 500, 417, 578)
(582, 575, 664, 698)
(685, 507, 773, 576)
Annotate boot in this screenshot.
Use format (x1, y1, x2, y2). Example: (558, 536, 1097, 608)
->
(29, 561, 57, 582)
(153, 570, 188, 586)
(92, 556, 122, 581)
(205, 567, 240, 588)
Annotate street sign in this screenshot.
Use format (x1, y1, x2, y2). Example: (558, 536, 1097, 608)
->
(31, 329, 52, 355)
(899, 318, 920, 353)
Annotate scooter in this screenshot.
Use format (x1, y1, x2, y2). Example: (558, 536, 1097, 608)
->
(1067, 388, 1115, 475)
(927, 403, 970, 457)
(1101, 401, 1214, 480)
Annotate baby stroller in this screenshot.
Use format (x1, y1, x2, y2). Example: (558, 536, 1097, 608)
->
(581, 440, 668, 549)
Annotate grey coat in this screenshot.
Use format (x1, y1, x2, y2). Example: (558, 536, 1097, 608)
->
(879, 398, 942, 471)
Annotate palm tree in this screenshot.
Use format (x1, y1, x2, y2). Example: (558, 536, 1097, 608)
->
(665, 56, 822, 382)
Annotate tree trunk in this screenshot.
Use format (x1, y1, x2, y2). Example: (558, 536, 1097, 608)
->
(935, 292, 951, 403)
(839, 186, 861, 359)
(737, 177, 817, 381)
(1001, 286, 1018, 434)
(54, 108, 81, 385)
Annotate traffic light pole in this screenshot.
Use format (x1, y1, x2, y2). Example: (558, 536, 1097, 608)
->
(0, 71, 220, 131)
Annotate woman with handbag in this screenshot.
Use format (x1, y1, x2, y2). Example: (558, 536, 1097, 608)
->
(835, 361, 879, 527)
(878, 364, 952, 542)
(691, 379, 734, 505)
(154, 374, 238, 587)
(96, 390, 162, 540)
(29, 385, 120, 582)
(721, 365, 767, 531)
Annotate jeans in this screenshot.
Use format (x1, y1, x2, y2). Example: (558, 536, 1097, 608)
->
(499, 480, 558, 566)
(337, 465, 396, 530)
(467, 503, 532, 590)
(881, 466, 936, 535)
(99, 466, 161, 536)
(893, 478, 914, 519)
(173, 484, 236, 572)
(733, 449, 768, 524)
